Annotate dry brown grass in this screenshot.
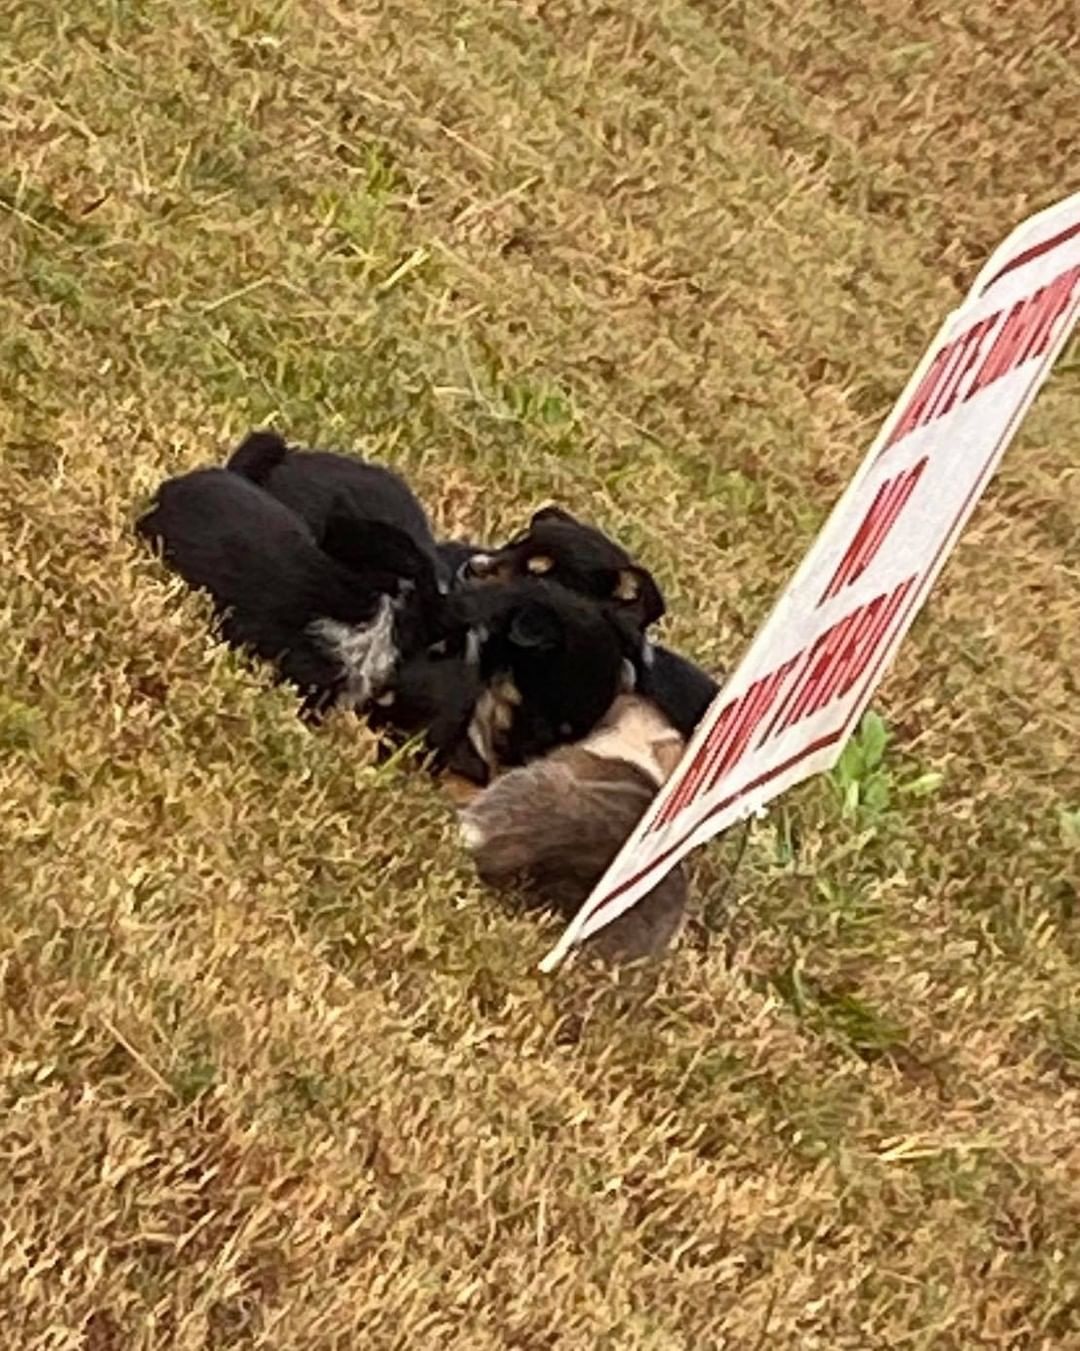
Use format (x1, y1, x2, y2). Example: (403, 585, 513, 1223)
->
(2, 0, 1079, 1345)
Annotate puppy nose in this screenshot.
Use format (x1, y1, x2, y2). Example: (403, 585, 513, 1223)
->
(465, 553, 496, 578)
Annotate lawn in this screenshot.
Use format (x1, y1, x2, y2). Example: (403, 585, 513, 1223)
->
(1, 0, 1078, 1345)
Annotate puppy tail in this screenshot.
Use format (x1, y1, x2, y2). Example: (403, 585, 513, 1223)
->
(226, 429, 289, 484)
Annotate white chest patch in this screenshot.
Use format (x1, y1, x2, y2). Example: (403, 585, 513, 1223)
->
(582, 695, 685, 786)
(308, 595, 399, 709)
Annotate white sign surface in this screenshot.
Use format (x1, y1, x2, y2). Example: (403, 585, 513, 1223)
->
(541, 191, 1080, 972)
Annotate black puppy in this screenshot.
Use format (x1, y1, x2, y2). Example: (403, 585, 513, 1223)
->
(368, 578, 639, 784)
(136, 467, 444, 716)
(453, 578, 639, 773)
(463, 505, 666, 629)
(225, 429, 463, 583)
(465, 505, 723, 737)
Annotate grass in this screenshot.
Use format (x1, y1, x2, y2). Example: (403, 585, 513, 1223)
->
(2, 0, 1079, 1344)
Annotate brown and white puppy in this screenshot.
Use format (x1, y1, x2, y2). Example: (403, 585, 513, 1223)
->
(458, 693, 688, 963)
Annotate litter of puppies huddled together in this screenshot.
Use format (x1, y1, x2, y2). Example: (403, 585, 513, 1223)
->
(136, 431, 721, 962)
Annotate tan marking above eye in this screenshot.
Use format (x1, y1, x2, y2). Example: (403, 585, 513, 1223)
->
(526, 553, 554, 575)
(613, 569, 641, 602)
(492, 676, 523, 706)
(373, 690, 396, 707)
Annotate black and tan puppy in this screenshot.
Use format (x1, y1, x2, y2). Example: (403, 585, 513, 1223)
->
(136, 467, 444, 717)
(454, 578, 640, 772)
(459, 693, 689, 962)
(463, 504, 718, 736)
(370, 577, 639, 784)
(464, 505, 666, 629)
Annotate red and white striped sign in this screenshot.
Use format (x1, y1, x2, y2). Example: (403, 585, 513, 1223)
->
(541, 190, 1080, 972)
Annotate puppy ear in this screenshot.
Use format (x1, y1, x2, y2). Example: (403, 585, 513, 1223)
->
(225, 429, 289, 483)
(612, 566, 665, 625)
(508, 601, 563, 651)
(531, 504, 575, 526)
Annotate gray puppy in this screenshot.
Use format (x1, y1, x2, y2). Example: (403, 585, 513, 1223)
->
(459, 694, 688, 962)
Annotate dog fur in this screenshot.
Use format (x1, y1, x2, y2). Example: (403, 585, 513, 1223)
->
(364, 643, 489, 781)
(459, 693, 688, 962)
(463, 505, 666, 629)
(370, 577, 640, 783)
(635, 642, 721, 739)
(225, 430, 460, 584)
(136, 467, 442, 715)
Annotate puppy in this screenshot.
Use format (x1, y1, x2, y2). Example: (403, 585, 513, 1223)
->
(226, 430, 458, 588)
(459, 693, 688, 962)
(464, 505, 665, 630)
(369, 577, 639, 785)
(453, 578, 641, 772)
(461, 504, 718, 734)
(136, 467, 444, 716)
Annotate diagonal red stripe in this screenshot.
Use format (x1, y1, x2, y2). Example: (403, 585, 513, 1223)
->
(981, 218, 1080, 294)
